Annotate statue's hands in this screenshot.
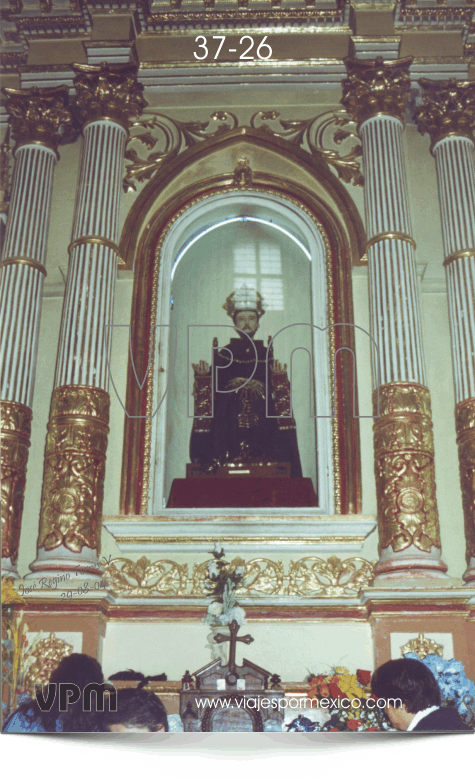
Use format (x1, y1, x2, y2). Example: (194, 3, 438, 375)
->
(270, 360, 287, 375)
(192, 360, 211, 376)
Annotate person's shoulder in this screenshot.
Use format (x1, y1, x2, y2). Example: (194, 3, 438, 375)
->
(413, 707, 473, 732)
(3, 704, 45, 733)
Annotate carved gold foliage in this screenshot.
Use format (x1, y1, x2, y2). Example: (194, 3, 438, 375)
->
(123, 110, 238, 192)
(3, 86, 79, 153)
(102, 556, 188, 596)
(250, 109, 363, 186)
(240, 558, 284, 595)
(401, 633, 443, 660)
(456, 398, 475, 566)
(95, 555, 376, 598)
(1, 401, 32, 563)
(73, 63, 147, 130)
(191, 557, 284, 596)
(24, 633, 72, 696)
(342, 56, 412, 127)
(287, 556, 375, 597)
(373, 384, 441, 553)
(37, 386, 109, 554)
(415, 79, 475, 150)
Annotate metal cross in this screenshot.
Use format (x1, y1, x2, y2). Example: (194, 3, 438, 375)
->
(213, 619, 254, 674)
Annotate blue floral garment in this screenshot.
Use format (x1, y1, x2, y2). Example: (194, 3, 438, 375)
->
(404, 653, 475, 726)
(3, 704, 62, 733)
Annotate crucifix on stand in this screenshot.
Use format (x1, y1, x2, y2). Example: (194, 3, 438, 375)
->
(213, 619, 254, 686)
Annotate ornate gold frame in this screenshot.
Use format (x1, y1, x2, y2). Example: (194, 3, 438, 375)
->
(119, 131, 364, 516)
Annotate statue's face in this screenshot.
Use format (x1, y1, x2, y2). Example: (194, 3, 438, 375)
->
(234, 310, 259, 339)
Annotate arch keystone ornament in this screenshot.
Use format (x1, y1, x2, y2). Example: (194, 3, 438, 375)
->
(28, 63, 145, 581)
(342, 57, 447, 580)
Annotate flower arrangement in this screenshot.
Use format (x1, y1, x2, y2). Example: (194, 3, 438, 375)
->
(203, 543, 246, 628)
(2, 577, 43, 718)
(404, 653, 475, 727)
(307, 666, 391, 731)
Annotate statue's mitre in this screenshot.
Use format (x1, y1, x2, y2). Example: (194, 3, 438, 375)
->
(223, 286, 265, 319)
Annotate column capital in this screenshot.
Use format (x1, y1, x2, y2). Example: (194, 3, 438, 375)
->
(414, 78, 475, 152)
(2, 85, 78, 156)
(72, 62, 147, 132)
(341, 56, 413, 128)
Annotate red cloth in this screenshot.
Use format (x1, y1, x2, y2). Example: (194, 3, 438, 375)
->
(167, 477, 317, 508)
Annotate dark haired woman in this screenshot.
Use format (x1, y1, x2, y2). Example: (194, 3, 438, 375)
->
(3, 653, 105, 733)
(372, 658, 472, 732)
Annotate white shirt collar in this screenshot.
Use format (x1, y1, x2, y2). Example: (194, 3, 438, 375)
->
(406, 705, 439, 731)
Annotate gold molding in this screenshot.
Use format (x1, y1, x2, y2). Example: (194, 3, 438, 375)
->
(0, 256, 47, 276)
(443, 248, 475, 268)
(373, 383, 441, 554)
(366, 231, 417, 253)
(142, 187, 341, 515)
(37, 386, 110, 554)
(342, 56, 413, 128)
(1, 401, 32, 565)
(109, 535, 369, 546)
(3, 85, 78, 155)
(455, 398, 475, 570)
(287, 556, 375, 597)
(415, 78, 475, 153)
(68, 235, 124, 265)
(101, 554, 374, 598)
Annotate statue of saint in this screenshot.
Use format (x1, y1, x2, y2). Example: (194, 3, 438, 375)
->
(189, 287, 302, 477)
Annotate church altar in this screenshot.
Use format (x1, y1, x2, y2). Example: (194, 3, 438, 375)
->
(2, 32, 475, 731)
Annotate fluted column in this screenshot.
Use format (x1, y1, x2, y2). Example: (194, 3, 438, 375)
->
(342, 57, 447, 579)
(28, 64, 146, 579)
(0, 87, 77, 577)
(415, 79, 475, 584)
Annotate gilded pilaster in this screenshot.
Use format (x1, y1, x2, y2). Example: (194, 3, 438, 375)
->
(342, 58, 447, 579)
(28, 387, 109, 576)
(0, 86, 76, 576)
(30, 64, 146, 579)
(373, 385, 441, 573)
(1, 401, 31, 566)
(415, 79, 475, 583)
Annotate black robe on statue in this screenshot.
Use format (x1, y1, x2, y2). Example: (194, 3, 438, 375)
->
(190, 338, 302, 477)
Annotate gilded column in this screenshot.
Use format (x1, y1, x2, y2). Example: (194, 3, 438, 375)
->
(415, 79, 475, 583)
(28, 64, 146, 579)
(342, 57, 447, 579)
(1, 87, 76, 577)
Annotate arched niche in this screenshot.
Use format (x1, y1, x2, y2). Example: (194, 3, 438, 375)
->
(119, 138, 363, 517)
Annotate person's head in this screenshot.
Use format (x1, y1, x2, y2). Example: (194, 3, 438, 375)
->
(103, 688, 169, 733)
(371, 658, 441, 731)
(233, 309, 260, 339)
(33, 652, 104, 732)
(49, 653, 104, 689)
